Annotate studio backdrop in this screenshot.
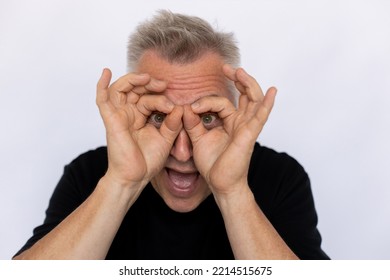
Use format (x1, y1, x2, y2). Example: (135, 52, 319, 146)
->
(1, 0, 389, 259)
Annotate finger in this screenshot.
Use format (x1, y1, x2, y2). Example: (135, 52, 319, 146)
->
(110, 72, 167, 95)
(244, 87, 276, 123)
(96, 68, 116, 119)
(224, 64, 277, 137)
(96, 68, 112, 104)
(183, 105, 207, 142)
(110, 72, 151, 93)
(124, 78, 167, 105)
(238, 94, 249, 112)
(183, 104, 201, 130)
(234, 81, 247, 95)
(190, 96, 236, 119)
(159, 105, 184, 142)
(262, 86, 277, 111)
(223, 64, 251, 96)
(248, 87, 277, 132)
(222, 64, 237, 82)
(130, 78, 167, 95)
(235, 68, 264, 102)
(136, 94, 175, 117)
(106, 73, 150, 107)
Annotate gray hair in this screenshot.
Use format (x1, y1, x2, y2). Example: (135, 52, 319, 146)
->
(127, 10, 240, 71)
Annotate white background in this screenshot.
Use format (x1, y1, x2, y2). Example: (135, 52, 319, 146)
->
(1, 0, 389, 259)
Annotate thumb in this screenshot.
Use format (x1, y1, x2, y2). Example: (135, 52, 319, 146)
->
(183, 105, 207, 143)
(96, 68, 112, 104)
(159, 105, 184, 144)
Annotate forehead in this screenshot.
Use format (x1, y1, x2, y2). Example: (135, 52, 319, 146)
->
(136, 51, 234, 105)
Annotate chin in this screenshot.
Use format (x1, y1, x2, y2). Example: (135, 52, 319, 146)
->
(163, 195, 208, 213)
(151, 169, 211, 213)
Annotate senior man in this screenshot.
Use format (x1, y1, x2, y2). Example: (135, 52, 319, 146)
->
(14, 10, 328, 260)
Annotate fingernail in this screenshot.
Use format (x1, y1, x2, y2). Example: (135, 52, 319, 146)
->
(191, 102, 199, 109)
(101, 68, 108, 76)
(238, 68, 247, 75)
(167, 101, 174, 109)
(153, 79, 166, 86)
(138, 73, 149, 79)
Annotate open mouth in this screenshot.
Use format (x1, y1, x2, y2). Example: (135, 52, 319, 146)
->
(165, 168, 200, 193)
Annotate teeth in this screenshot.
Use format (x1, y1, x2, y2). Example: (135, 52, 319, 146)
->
(167, 169, 198, 189)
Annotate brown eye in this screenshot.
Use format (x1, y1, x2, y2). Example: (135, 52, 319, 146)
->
(200, 113, 221, 130)
(147, 112, 166, 129)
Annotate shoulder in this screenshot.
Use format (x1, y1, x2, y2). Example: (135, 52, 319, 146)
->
(68, 146, 108, 166)
(251, 143, 303, 167)
(248, 143, 311, 213)
(249, 142, 307, 182)
(66, 146, 108, 175)
(61, 146, 108, 197)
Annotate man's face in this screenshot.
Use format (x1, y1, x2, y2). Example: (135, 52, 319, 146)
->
(136, 50, 235, 212)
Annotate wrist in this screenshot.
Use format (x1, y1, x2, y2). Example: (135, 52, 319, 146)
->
(97, 173, 147, 211)
(213, 183, 256, 213)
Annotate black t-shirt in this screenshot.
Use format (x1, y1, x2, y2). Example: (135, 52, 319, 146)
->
(15, 143, 329, 259)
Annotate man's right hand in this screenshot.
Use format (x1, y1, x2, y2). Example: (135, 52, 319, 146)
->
(14, 70, 183, 259)
(96, 68, 183, 192)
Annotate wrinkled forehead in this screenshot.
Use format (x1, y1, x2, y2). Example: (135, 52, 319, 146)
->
(136, 50, 237, 105)
(163, 74, 232, 105)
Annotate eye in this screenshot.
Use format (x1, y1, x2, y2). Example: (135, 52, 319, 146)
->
(200, 113, 222, 130)
(147, 111, 166, 129)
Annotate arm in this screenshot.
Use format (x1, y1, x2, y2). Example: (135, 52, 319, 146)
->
(184, 65, 298, 259)
(14, 176, 142, 259)
(14, 69, 182, 259)
(214, 184, 298, 259)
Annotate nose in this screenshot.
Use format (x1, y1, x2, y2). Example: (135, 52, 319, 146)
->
(170, 129, 193, 162)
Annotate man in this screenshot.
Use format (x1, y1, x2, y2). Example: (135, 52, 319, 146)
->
(14, 10, 328, 260)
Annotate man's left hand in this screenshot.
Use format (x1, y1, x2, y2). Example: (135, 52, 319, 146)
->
(184, 65, 277, 199)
